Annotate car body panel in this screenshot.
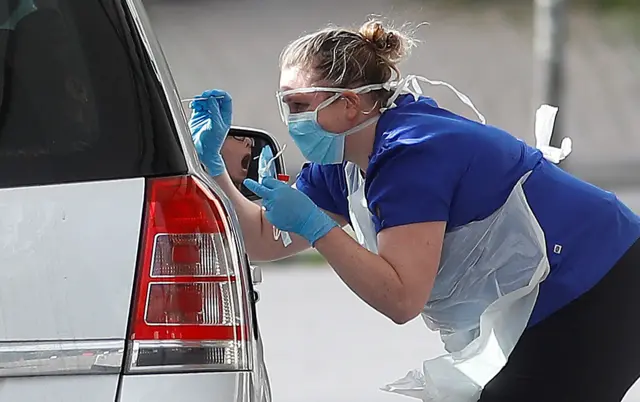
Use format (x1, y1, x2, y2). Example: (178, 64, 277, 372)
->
(0, 178, 144, 341)
(0, 375, 119, 402)
(119, 372, 254, 402)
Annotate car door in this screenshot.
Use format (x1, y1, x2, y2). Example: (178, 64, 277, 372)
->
(0, 0, 187, 400)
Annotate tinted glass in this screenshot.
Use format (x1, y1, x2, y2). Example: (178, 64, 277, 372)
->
(0, 0, 187, 188)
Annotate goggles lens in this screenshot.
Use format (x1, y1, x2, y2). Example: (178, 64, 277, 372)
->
(275, 83, 391, 124)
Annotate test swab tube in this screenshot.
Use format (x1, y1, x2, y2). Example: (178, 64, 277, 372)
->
(275, 174, 292, 247)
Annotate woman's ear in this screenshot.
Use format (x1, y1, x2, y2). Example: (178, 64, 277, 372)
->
(341, 91, 361, 121)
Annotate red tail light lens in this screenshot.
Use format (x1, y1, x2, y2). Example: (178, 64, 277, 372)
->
(127, 175, 253, 373)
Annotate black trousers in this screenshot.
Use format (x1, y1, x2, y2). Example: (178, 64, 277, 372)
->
(479, 238, 640, 402)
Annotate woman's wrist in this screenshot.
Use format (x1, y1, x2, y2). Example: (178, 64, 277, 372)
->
(308, 221, 340, 247)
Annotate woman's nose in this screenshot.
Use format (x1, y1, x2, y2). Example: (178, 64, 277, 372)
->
(243, 137, 254, 148)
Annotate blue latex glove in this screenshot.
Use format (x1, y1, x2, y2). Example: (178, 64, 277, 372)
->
(189, 89, 232, 177)
(243, 177, 338, 245)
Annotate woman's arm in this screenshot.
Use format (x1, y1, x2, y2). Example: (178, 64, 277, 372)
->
(314, 221, 445, 324)
(215, 171, 348, 262)
(243, 176, 444, 323)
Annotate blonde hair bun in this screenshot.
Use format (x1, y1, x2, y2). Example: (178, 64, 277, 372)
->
(358, 19, 412, 64)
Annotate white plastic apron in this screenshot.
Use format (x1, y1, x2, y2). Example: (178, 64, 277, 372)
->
(344, 104, 570, 402)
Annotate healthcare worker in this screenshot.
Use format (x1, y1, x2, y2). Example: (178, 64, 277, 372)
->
(188, 20, 640, 402)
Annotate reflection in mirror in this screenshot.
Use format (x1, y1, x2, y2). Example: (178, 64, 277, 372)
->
(220, 134, 255, 190)
(220, 128, 285, 201)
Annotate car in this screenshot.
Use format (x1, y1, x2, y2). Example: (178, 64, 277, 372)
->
(0, 0, 283, 401)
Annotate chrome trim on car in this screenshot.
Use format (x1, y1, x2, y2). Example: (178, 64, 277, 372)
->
(0, 340, 124, 377)
(250, 265, 263, 285)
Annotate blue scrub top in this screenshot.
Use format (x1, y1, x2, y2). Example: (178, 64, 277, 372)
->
(295, 95, 640, 326)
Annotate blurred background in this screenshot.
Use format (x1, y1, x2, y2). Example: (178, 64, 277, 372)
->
(142, 0, 639, 400)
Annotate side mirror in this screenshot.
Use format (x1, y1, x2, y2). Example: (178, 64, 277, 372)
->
(219, 126, 287, 201)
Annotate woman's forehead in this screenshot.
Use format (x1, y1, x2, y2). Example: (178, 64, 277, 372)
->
(279, 66, 316, 91)
(279, 67, 338, 104)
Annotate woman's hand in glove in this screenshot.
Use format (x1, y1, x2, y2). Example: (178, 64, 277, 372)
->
(188, 89, 232, 177)
(243, 177, 338, 245)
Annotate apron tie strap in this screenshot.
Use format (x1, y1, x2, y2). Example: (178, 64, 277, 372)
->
(534, 105, 572, 164)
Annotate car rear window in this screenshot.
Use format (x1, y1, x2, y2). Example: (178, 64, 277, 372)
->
(0, 0, 187, 188)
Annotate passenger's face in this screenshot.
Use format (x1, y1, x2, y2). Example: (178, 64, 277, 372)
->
(221, 135, 254, 188)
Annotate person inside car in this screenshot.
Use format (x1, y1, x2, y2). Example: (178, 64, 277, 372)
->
(220, 134, 254, 190)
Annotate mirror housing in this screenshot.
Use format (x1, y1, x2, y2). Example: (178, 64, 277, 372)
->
(216, 126, 287, 202)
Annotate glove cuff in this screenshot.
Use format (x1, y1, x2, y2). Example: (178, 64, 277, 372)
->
(303, 212, 339, 246)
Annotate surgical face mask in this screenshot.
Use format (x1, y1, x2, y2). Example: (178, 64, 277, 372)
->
(276, 83, 386, 165)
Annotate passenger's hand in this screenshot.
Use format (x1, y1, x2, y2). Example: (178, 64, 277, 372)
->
(189, 89, 232, 177)
(243, 177, 338, 245)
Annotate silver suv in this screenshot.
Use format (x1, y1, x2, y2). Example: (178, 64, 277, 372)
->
(0, 0, 277, 400)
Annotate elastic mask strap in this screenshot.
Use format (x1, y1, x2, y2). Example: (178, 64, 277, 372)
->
(287, 93, 342, 124)
(353, 82, 389, 95)
(412, 76, 486, 124)
(362, 101, 380, 115)
(281, 82, 389, 99)
(340, 115, 380, 137)
(314, 93, 342, 113)
(381, 75, 486, 125)
(381, 78, 412, 112)
(329, 83, 387, 136)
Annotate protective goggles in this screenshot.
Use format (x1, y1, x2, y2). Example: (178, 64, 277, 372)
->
(275, 82, 395, 125)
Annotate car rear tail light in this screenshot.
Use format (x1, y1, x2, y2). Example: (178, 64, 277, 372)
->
(126, 175, 254, 373)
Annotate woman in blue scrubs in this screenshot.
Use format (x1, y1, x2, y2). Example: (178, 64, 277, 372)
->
(189, 20, 640, 402)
